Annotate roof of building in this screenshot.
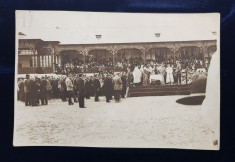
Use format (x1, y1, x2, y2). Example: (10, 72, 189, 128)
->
(16, 11, 219, 45)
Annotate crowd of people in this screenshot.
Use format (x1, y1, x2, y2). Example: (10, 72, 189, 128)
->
(17, 72, 132, 108)
(17, 55, 210, 108)
(55, 55, 210, 76)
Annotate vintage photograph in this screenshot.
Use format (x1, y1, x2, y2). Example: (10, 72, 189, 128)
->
(14, 11, 220, 150)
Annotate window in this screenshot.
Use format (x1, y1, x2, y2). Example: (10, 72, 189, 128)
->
(19, 49, 34, 55)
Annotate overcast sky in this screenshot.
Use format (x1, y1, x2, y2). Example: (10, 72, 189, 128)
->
(16, 11, 219, 44)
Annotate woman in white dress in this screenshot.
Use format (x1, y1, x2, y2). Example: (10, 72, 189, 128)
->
(159, 63, 166, 85)
(166, 64, 174, 84)
(133, 66, 142, 86)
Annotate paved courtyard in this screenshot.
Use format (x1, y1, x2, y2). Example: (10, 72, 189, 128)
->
(14, 95, 217, 150)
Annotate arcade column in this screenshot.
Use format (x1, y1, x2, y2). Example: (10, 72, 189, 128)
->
(109, 48, 119, 72)
(80, 49, 88, 72)
(199, 44, 209, 63)
(168, 43, 182, 62)
(140, 48, 149, 64)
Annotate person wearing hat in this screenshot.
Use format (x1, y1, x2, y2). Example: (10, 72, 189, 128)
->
(121, 72, 127, 98)
(65, 74, 74, 105)
(35, 76, 41, 106)
(125, 71, 132, 98)
(24, 74, 32, 106)
(30, 76, 38, 106)
(75, 73, 86, 108)
(72, 74, 78, 103)
(93, 74, 101, 102)
(17, 78, 25, 102)
(85, 76, 92, 99)
(40, 76, 48, 105)
(112, 73, 123, 102)
(176, 61, 182, 84)
(58, 75, 67, 102)
(103, 73, 113, 102)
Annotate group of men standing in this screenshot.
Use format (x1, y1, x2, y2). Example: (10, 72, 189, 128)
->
(65, 74, 86, 107)
(18, 72, 131, 108)
(21, 74, 50, 106)
(64, 72, 130, 107)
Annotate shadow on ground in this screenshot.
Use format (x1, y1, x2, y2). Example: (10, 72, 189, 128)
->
(176, 95, 205, 105)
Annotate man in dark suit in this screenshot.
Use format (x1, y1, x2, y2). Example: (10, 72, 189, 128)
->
(30, 77, 38, 106)
(85, 77, 91, 99)
(121, 72, 127, 98)
(40, 76, 48, 105)
(93, 75, 101, 102)
(75, 74, 86, 108)
(24, 74, 31, 106)
(176, 61, 182, 84)
(103, 73, 113, 102)
(59, 76, 67, 102)
(35, 77, 41, 105)
(73, 75, 78, 103)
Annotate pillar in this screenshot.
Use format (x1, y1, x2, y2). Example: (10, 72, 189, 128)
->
(96, 50, 98, 60)
(42, 55, 44, 68)
(202, 49, 205, 62)
(113, 53, 115, 71)
(144, 52, 146, 63)
(36, 50, 40, 67)
(166, 48, 168, 58)
(168, 44, 181, 63)
(57, 55, 59, 66)
(80, 49, 88, 72)
(54, 52, 57, 65)
(109, 48, 118, 72)
(155, 48, 156, 60)
(83, 52, 86, 64)
(200, 44, 208, 63)
(141, 48, 148, 64)
(208, 47, 210, 59)
(48, 55, 50, 68)
(51, 48, 55, 73)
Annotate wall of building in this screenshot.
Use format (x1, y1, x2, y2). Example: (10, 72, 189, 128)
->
(18, 55, 32, 68)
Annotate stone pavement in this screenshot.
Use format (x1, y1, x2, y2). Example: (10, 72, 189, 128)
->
(14, 95, 217, 150)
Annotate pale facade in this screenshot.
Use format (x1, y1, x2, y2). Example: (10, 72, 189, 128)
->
(18, 39, 217, 74)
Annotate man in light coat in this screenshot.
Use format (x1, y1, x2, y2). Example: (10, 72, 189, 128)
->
(65, 74, 74, 105)
(112, 73, 123, 102)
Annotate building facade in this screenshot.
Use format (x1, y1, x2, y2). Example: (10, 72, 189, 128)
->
(18, 39, 217, 74)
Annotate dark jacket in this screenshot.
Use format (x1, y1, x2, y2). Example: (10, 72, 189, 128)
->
(85, 79, 91, 92)
(103, 77, 113, 95)
(93, 78, 101, 90)
(40, 79, 47, 93)
(60, 78, 67, 92)
(121, 75, 127, 89)
(30, 80, 38, 98)
(75, 77, 85, 97)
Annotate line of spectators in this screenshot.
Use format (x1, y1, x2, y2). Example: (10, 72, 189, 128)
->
(17, 55, 210, 107)
(17, 72, 132, 107)
(55, 55, 210, 75)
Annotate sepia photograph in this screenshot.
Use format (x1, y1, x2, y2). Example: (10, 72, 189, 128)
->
(14, 11, 220, 150)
